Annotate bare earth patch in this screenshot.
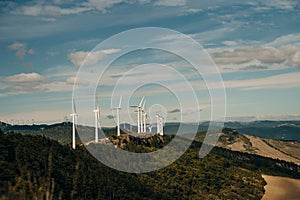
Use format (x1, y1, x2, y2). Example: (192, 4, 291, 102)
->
(245, 135, 300, 165)
(217, 133, 300, 165)
(262, 175, 300, 200)
(226, 140, 245, 151)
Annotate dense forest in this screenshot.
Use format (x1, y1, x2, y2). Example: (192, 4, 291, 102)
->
(0, 129, 299, 200)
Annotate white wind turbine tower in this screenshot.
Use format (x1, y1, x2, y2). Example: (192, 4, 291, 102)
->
(156, 114, 160, 134)
(155, 114, 164, 135)
(139, 97, 145, 133)
(70, 99, 77, 149)
(143, 113, 147, 132)
(93, 97, 100, 142)
(159, 116, 164, 136)
(148, 124, 152, 133)
(141, 100, 147, 133)
(130, 97, 144, 133)
(113, 96, 122, 136)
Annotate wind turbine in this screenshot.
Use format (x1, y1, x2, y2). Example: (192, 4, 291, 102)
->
(70, 99, 77, 149)
(113, 96, 122, 136)
(130, 97, 144, 133)
(143, 113, 147, 132)
(155, 114, 164, 135)
(148, 124, 152, 133)
(93, 97, 100, 142)
(139, 97, 145, 133)
(159, 116, 164, 136)
(156, 114, 160, 134)
(141, 100, 147, 133)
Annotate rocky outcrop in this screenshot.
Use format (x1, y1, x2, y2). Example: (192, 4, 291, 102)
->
(109, 133, 166, 148)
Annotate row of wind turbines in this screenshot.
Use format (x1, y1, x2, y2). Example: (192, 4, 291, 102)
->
(0, 119, 35, 126)
(70, 97, 164, 149)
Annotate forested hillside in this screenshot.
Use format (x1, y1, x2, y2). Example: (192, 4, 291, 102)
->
(1, 129, 299, 200)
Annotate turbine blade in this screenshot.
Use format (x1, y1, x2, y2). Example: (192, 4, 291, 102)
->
(97, 112, 101, 125)
(118, 96, 122, 108)
(95, 96, 99, 109)
(72, 98, 77, 113)
(142, 99, 146, 110)
(139, 96, 144, 107)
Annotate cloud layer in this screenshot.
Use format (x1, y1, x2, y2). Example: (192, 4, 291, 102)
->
(8, 0, 151, 16)
(8, 42, 34, 59)
(4, 72, 47, 83)
(1, 72, 74, 97)
(211, 45, 300, 71)
(68, 49, 120, 67)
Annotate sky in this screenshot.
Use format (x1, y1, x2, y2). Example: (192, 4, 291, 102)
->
(0, 0, 300, 126)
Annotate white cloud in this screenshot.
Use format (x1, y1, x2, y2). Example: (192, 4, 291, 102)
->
(213, 46, 286, 65)
(268, 34, 300, 47)
(189, 27, 237, 45)
(84, 0, 124, 12)
(9, 0, 152, 16)
(1, 73, 51, 97)
(222, 41, 238, 46)
(87, 0, 150, 11)
(292, 52, 300, 65)
(41, 17, 57, 22)
(1, 72, 75, 97)
(4, 72, 48, 83)
(224, 72, 300, 90)
(13, 5, 43, 16)
(8, 42, 34, 59)
(101, 49, 120, 54)
(65, 76, 89, 86)
(259, 0, 298, 10)
(211, 45, 300, 70)
(12, 4, 92, 16)
(154, 0, 187, 7)
(68, 49, 120, 67)
(178, 8, 202, 16)
(68, 51, 90, 68)
(66, 76, 76, 85)
(159, 71, 300, 91)
(8, 42, 25, 50)
(185, 8, 201, 13)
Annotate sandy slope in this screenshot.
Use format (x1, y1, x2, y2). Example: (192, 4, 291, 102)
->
(245, 135, 300, 165)
(218, 134, 300, 165)
(262, 175, 300, 200)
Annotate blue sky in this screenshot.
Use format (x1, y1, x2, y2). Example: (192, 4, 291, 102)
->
(0, 0, 300, 126)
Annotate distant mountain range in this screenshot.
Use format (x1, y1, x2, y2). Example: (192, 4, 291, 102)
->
(163, 121, 300, 141)
(1, 120, 300, 142)
(224, 120, 300, 141)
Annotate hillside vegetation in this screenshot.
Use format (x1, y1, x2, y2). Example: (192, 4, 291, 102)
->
(1, 129, 300, 199)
